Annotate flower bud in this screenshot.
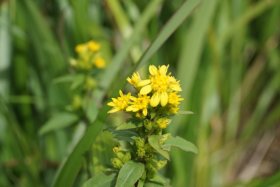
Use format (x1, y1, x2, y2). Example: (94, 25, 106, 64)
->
(71, 95, 82, 110)
(122, 152, 131, 162)
(85, 77, 96, 90)
(111, 158, 123, 169)
(156, 118, 170, 129)
(144, 120, 153, 131)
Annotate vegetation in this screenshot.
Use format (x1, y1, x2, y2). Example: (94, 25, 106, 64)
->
(0, 0, 279, 186)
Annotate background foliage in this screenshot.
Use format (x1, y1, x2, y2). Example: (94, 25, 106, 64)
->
(0, 0, 280, 186)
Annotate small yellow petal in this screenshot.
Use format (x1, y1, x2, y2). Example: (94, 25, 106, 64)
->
(170, 84, 182, 91)
(150, 92, 160, 107)
(159, 65, 168, 75)
(137, 79, 151, 87)
(143, 109, 148, 116)
(119, 90, 123, 96)
(107, 102, 115, 106)
(160, 92, 168, 106)
(149, 65, 157, 75)
(140, 85, 152, 95)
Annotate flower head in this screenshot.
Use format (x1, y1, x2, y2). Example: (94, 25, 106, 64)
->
(126, 94, 150, 116)
(94, 56, 106, 68)
(139, 65, 182, 107)
(107, 91, 131, 113)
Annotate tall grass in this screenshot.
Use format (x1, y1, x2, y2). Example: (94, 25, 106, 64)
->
(0, 0, 279, 186)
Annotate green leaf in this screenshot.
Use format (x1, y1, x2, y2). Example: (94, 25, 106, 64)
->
(148, 135, 170, 160)
(53, 74, 82, 84)
(96, 0, 164, 102)
(112, 129, 138, 142)
(82, 173, 116, 187)
(39, 113, 79, 135)
(163, 136, 198, 154)
(144, 182, 164, 187)
(52, 107, 107, 187)
(70, 74, 85, 90)
(178, 111, 194, 115)
(135, 0, 200, 69)
(116, 161, 145, 187)
(116, 121, 139, 130)
(85, 101, 98, 123)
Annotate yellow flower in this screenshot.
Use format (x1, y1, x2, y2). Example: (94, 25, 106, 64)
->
(107, 91, 131, 113)
(94, 56, 106, 68)
(139, 65, 182, 107)
(127, 72, 151, 88)
(75, 44, 87, 54)
(168, 106, 180, 114)
(88, 41, 100, 52)
(156, 118, 170, 129)
(168, 92, 183, 106)
(126, 94, 150, 116)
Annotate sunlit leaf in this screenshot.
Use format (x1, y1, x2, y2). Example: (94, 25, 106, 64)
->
(116, 161, 145, 187)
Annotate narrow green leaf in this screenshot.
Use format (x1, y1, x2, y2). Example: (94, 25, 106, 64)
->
(96, 0, 163, 102)
(39, 113, 79, 135)
(53, 74, 82, 84)
(85, 101, 98, 123)
(135, 0, 200, 69)
(70, 74, 85, 90)
(148, 135, 170, 160)
(163, 136, 198, 154)
(52, 110, 106, 187)
(82, 173, 116, 187)
(116, 161, 145, 187)
(178, 111, 194, 115)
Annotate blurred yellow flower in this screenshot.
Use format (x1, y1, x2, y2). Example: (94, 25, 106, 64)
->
(88, 41, 100, 52)
(107, 91, 131, 113)
(75, 44, 87, 54)
(94, 56, 106, 68)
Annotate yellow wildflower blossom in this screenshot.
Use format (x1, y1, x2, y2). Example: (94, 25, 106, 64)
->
(75, 44, 87, 54)
(126, 94, 150, 116)
(87, 41, 100, 52)
(107, 91, 131, 113)
(168, 92, 183, 106)
(127, 72, 141, 88)
(140, 65, 182, 107)
(127, 72, 151, 88)
(94, 56, 106, 68)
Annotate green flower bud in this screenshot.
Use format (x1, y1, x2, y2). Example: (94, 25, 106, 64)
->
(113, 146, 120, 153)
(85, 77, 96, 90)
(71, 95, 82, 110)
(116, 152, 125, 159)
(137, 148, 146, 158)
(135, 137, 145, 148)
(111, 158, 123, 169)
(156, 118, 170, 129)
(122, 152, 131, 162)
(144, 120, 153, 131)
(159, 133, 171, 145)
(156, 160, 167, 169)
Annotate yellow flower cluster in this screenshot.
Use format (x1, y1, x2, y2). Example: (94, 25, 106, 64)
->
(70, 40, 106, 70)
(107, 65, 183, 122)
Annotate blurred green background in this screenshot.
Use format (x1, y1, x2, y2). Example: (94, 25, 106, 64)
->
(0, 0, 280, 186)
